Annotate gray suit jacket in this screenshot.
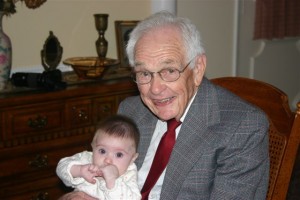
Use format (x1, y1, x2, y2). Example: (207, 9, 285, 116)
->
(118, 77, 269, 200)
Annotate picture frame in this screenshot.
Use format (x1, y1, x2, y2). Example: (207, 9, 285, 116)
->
(115, 20, 139, 67)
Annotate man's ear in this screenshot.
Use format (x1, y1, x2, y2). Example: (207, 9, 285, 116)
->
(193, 54, 207, 86)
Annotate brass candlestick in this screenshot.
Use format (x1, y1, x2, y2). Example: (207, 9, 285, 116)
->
(94, 14, 109, 59)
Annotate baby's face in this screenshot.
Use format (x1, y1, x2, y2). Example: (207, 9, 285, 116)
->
(92, 133, 138, 175)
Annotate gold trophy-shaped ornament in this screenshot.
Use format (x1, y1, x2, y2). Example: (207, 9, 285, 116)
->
(94, 14, 109, 59)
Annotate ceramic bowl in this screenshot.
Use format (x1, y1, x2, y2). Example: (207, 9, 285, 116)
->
(63, 57, 119, 79)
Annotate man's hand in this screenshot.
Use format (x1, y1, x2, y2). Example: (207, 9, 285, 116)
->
(58, 191, 97, 200)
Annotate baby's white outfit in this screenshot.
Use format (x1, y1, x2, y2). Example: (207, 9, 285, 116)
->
(56, 151, 141, 200)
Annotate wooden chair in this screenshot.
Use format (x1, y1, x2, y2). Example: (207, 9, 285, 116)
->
(211, 77, 300, 200)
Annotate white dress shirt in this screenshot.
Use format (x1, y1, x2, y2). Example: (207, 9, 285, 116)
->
(138, 92, 197, 200)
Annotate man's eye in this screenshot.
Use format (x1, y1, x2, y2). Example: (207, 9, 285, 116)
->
(138, 71, 151, 77)
(161, 68, 177, 75)
(167, 68, 176, 73)
(116, 152, 123, 158)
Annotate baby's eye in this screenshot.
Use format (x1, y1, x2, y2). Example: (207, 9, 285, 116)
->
(116, 152, 123, 158)
(99, 149, 106, 154)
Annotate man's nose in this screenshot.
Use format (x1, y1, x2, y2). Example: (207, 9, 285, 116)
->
(149, 73, 166, 94)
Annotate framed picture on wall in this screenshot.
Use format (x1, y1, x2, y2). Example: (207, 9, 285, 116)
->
(115, 20, 139, 67)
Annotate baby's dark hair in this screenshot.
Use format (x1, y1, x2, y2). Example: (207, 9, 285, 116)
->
(92, 115, 140, 150)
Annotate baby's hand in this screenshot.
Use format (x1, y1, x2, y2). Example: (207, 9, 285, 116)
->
(99, 164, 119, 189)
(79, 164, 101, 184)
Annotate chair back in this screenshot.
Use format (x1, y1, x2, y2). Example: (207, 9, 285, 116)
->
(211, 77, 300, 200)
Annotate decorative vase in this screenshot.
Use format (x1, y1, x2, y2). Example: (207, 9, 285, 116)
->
(0, 12, 12, 90)
(94, 14, 109, 59)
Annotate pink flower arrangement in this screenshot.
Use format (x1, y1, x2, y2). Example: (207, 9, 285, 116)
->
(0, 0, 46, 16)
(0, 54, 8, 65)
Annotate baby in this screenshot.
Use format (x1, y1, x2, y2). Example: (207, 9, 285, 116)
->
(56, 115, 141, 200)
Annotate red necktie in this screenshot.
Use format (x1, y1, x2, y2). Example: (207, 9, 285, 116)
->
(141, 118, 182, 200)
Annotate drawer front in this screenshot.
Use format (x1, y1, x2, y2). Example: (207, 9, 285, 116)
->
(0, 175, 72, 200)
(0, 135, 90, 178)
(3, 103, 64, 140)
(0, 135, 91, 199)
(93, 96, 117, 123)
(66, 99, 93, 129)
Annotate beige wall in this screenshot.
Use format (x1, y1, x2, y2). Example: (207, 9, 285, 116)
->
(178, 0, 235, 78)
(5, 0, 151, 70)
(4, 0, 235, 79)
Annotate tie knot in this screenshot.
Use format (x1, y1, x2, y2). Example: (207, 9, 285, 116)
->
(167, 118, 182, 131)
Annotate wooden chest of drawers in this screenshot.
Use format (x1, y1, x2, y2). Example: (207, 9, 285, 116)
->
(0, 77, 138, 199)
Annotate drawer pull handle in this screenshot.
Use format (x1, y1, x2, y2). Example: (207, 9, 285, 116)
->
(28, 115, 48, 129)
(102, 105, 111, 112)
(29, 154, 48, 168)
(72, 107, 89, 120)
(31, 192, 49, 200)
(78, 110, 88, 120)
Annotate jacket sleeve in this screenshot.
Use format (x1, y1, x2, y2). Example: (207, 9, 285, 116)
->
(210, 109, 270, 199)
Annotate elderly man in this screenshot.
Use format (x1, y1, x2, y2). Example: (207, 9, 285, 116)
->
(59, 11, 269, 200)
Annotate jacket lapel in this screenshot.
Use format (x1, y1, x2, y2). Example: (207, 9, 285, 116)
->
(160, 78, 221, 199)
(135, 110, 158, 169)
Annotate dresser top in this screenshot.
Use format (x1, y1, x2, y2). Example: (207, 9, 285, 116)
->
(0, 68, 137, 107)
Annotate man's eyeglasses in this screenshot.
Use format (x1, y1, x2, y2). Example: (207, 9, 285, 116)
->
(132, 59, 193, 85)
